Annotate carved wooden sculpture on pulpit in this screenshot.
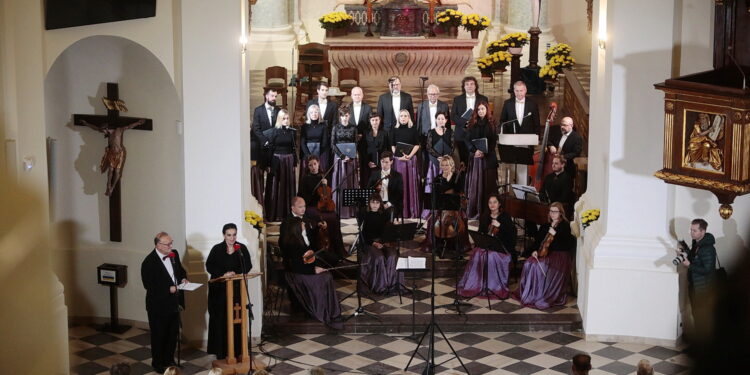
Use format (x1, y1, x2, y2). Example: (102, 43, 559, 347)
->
(654, 0, 750, 219)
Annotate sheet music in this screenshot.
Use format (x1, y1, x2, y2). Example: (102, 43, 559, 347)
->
(177, 282, 203, 291)
(511, 184, 537, 200)
(396, 256, 426, 270)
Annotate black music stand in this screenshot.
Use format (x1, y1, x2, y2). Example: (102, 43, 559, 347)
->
(512, 185, 541, 256)
(406, 183, 469, 375)
(341, 188, 380, 322)
(466, 230, 509, 310)
(397, 265, 429, 341)
(424, 193, 472, 315)
(382, 222, 418, 304)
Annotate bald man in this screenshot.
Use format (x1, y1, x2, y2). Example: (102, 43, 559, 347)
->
(348, 86, 373, 135)
(547, 116, 582, 175)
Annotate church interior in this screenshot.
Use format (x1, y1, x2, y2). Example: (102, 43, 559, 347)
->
(1, 0, 749, 374)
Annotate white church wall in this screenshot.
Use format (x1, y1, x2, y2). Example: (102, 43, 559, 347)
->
(548, 0, 591, 65)
(45, 36, 184, 323)
(43, 0, 178, 87)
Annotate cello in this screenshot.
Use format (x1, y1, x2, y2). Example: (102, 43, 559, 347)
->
(313, 164, 336, 213)
(531, 102, 558, 191)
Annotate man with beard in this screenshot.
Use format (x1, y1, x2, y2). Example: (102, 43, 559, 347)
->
(251, 88, 279, 202)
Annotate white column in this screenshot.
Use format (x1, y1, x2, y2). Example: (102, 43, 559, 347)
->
(181, 0, 262, 341)
(504, 0, 556, 66)
(491, 0, 503, 33)
(291, 0, 309, 44)
(248, 0, 297, 69)
(576, 0, 680, 345)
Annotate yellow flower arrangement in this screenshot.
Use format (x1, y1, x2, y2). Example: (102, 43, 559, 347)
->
(461, 14, 490, 32)
(244, 210, 265, 231)
(580, 209, 601, 229)
(319, 11, 353, 30)
(486, 40, 509, 54)
(436, 9, 463, 28)
(499, 32, 530, 48)
(544, 43, 576, 70)
(476, 51, 512, 75)
(545, 43, 573, 60)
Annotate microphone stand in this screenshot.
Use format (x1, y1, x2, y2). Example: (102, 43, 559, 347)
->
(168, 251, 184, 369)
(236, 245, 257, 373)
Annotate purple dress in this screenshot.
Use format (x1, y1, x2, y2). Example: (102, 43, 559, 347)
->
(359, 211, 404, 294)
(457, 212, 516, 299)
(391, 124, 422, 218)
(513, 221, 574, 309)
(264, 127, 297, 221)
(464, 121, 498, 220)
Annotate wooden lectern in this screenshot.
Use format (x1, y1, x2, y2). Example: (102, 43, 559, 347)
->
(210, 273, 264, 374)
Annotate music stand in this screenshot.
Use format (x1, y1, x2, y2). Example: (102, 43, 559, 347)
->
(424, 193, 472, 315)
(498, 133, 538, 186)
(397, 265, 429, 341)
(381, 222, 418, 303)
(465, 230, 508, 310)
(341, 188, 380, 322)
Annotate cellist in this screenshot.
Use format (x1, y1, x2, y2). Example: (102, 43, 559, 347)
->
(298, 156, 347, 258)
(513, 202, 575, 310)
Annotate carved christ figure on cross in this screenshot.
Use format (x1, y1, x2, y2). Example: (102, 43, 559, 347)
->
(81, 118, 146, 196)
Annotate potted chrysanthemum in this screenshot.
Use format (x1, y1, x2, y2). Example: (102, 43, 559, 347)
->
(499, 32, 530, 54)
(461, 13, 490, 39)
(436, 9, 463, 37)
(319, 11, 353, 38)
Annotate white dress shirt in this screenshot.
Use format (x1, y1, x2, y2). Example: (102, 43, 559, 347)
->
(266, 103, 274, 125)
(466, 94, 476, 113)
(558, 131, 569, 151)
(380, 169, 390, 203)
(157, 249, 177, 284)
(391, 94, 401, 120)
(318, 99, 328, 121)
(429, 102, 438, 129)
(514, 99, 526, 132)
(353, 102, 362, 125)
(292, 213, 311, 246)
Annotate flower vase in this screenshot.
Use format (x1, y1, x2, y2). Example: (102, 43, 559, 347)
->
(326, 27, 348, 38)
(449, 26, 458, 37)
(470, 30, 479, 39)
(508, 47, 522, 55)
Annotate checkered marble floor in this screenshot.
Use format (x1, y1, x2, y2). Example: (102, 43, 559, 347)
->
(69, 324, 692, 375)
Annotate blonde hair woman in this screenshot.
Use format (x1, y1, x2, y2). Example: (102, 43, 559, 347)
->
(389, 109, 421, 218)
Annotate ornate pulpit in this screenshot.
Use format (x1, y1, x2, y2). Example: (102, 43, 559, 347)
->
(654, 0, 750, 219)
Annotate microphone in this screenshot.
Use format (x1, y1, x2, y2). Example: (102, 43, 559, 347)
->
(727, 46, 747, 90)
(499, 112, 533, 126)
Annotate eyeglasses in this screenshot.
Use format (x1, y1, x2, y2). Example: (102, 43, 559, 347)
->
(158, 242, 173, 247)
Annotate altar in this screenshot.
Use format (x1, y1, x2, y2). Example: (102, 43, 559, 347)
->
(326, 32, 478, 86)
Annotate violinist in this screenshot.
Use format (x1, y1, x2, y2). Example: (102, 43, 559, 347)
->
(264, 109, 297, 221)
(366, 151, 403, 221)
(358, 194, 403, 294)
(513, 202, 574, 310)
(360, 113, 391, 189)
(280, 197, 343, 329)
(298, 156, 347, 258)
(457, 194, 515, 299)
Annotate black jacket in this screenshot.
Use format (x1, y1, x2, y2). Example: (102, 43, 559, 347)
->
(499, 97, 540, 135)
(377, 92, 414, 131)
(451, 93, 489, 141)
(417, 100, 450, 136)
(141, 249, 187, 315)
(367, 168, 404, 213)
(251, 103, 279, 164)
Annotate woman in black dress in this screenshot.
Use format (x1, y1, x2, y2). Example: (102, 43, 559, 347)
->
(205, 223, 252, 360)
(331, 106, 359, 219)
(360, 112, 390, 188)
(424, 111, 454, 196)
(464, 101, 498, 220)
(264, 109, 297, 221)
(359, 194, 402, 294)
(390, 109, 421, 219)
(300, 104, 330, 178)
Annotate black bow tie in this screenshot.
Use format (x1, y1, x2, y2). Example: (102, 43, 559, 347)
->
(162, 255, 171, 261)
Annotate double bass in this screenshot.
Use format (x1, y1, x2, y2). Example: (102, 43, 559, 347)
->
(313, 164, 336, 213)
(531, 102, 558, 191)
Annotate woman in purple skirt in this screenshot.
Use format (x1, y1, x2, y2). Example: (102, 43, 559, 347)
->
(390, 109, 421, 219)
(464, 101, 498, 220)
(360, 113, 390, 189)
(513, 202, 575, 309)
(264, 109, 297, 221)
(457, 194, 516, 299)
(280, 216, 342, 329)
(299, 104, 330, 181)
(359, 194, 403, 294)
(331, 106, 359, 219)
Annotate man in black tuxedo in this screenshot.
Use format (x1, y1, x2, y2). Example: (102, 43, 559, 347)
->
(141, 232, 188, 374)
(377, 76, 414, 131)
(251, 88, 279, 202)
(348, 86, 373, 135)
(367, 151, 403, 220)
(418, 84, 450, 174)
(547, 116, 583, 175)
(499, 80, 540, 185)
(451, 76, 488, 166)
(539, 154, 574, 218)
(306, 82, 339, 128)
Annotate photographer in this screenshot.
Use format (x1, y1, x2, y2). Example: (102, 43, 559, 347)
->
(678, 218, 717, 342)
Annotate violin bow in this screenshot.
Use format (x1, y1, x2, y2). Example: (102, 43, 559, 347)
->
(312, 163, 337, 191)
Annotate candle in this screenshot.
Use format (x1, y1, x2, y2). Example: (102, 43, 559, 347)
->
(367, 1, 373, 23)
(429, 1, 435, 23)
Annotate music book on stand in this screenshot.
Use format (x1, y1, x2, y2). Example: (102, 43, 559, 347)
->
(397, 256, 427, 270)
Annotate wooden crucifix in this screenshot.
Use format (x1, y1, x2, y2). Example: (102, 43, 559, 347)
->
(73, 83, 152, 242)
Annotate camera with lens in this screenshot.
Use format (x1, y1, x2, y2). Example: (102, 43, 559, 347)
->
(672, 240, 690, 265)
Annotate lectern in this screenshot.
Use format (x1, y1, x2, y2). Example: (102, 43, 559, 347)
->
(210, 273, 264, 374)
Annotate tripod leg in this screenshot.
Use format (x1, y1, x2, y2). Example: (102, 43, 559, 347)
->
(405, 324, 432, 370)
(435, 324, 470, 374)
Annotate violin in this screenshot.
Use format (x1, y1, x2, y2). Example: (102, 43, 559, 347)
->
(488, 217, 501, 237)
(314, 165, 336, 212)
(537, 222, 558, 258)
(315, 217, 331, 254)
(433, 170, 467, 239)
